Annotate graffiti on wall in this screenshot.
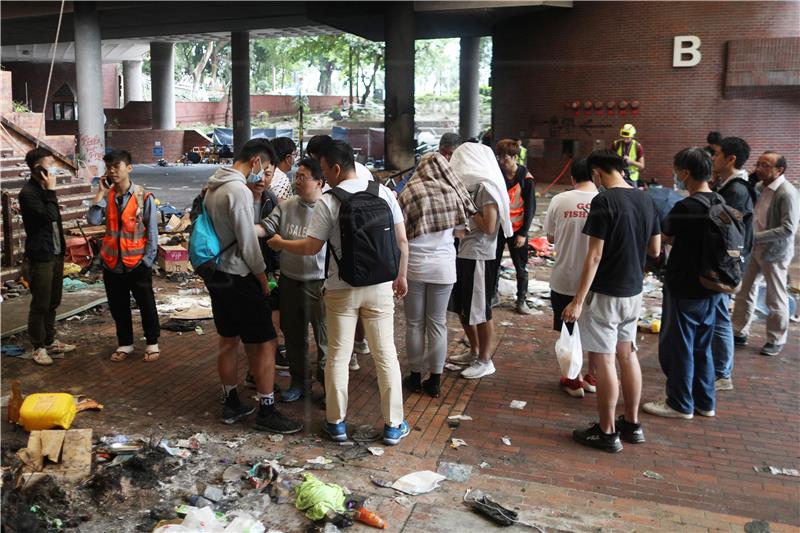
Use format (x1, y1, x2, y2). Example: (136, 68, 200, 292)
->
(79, 134, 105, 176)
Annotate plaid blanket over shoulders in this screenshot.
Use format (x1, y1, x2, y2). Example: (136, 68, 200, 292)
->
(398, 152, 478, 240)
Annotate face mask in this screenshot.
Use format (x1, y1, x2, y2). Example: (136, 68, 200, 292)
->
(673, 171, 687, 190)
(247, 160, 264, 184)
(47, 167, 60, 177)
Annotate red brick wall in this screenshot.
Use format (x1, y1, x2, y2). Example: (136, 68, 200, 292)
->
(103, 129, 211, 163)
(5, 62, 120, 119)
(492, 1, 800, 186)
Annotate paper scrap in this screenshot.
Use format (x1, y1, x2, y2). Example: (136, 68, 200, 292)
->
(450, 438, 468, 449)
(643, 470, 663, 480)
(509, 400, 527, 410)
(501, 436, 511, 446)
(392, 470, 447, 495)
(367, 447, 384, 456)
(447, 415, 473, 421)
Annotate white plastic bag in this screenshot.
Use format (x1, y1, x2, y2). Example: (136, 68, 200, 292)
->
(555, 322, 582, 380)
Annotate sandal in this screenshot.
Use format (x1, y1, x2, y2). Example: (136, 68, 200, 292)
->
(143, 350, 160, 362)
(110, 351, 129, 362)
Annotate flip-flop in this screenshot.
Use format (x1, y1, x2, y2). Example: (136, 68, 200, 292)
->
(143, 350, 160, 362)
(110, 351, 129, 362)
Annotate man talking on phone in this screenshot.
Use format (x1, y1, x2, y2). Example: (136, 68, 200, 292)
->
(87, 150, 161, 363)
(19, 148, 75, 365)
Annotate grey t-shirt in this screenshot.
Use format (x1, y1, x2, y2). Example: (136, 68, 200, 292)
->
(261, 195, 327, 281)
(457, 184, 499, 260)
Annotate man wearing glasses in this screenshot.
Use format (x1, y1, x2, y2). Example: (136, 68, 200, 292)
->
(732, 152, 799, 357)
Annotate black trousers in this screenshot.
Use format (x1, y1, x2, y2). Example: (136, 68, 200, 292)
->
(103, 263, 160, 346)
(494, 229, 529, 303)
(26, 256, 64, 349)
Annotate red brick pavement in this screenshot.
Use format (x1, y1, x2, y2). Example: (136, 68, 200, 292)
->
(2, 283, 798, 528)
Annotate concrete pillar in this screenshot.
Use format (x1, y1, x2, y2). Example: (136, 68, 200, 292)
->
(384, 3, 415, 170)
(150, 42, 176, 129)
(459, 37, 480, 141)
(122, 60, 144, 104)
(73, 2, 105, 173)
(231, 31, 251, 156)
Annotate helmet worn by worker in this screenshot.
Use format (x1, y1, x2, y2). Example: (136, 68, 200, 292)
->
(619, 123, 637, 138)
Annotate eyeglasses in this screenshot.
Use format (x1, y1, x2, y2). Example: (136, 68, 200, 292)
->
(755, 162, 775, 169)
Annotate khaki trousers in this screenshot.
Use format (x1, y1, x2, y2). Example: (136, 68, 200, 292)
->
(324, 282, 404, 427)
(732, 252, 791, 345)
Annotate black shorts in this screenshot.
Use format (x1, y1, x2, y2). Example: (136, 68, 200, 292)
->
(206, 271, 276, 344)
(550, 289, 574, 334)
(449, 258, 498, 325)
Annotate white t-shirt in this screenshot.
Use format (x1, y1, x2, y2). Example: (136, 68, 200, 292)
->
(408, 229, 457, 284)
(307, 176, 404, 290)
(355, 162, 374, 181)
(543, 189, 598, 295)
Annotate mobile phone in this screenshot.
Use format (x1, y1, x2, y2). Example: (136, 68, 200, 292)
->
(32, 166, 48, 182)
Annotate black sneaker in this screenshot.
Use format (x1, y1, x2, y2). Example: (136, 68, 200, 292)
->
(616, 415, 645, 444)
(760, 342, 783, 356)
(275, 349, 290, 370)
(222, 402, 256, 425)
(254, 407, 303, 434)
(403, 373, 422, 393)
(733, 334, 748, 346)
(572, 423, 623, 453)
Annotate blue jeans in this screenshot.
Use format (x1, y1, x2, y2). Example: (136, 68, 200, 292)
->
(658, 291, 722, 415)
(712, 294, 734, 379)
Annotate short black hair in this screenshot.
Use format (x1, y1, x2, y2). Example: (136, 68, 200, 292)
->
(763, 151, 787, 173)
(25, 147, 52, 172)
(318, 139, 355, 173)
(103, 149, 133, 167)
(586, 149, 625, 175)
(570, 157, 591, 183)
(236, 138, 278, 166)
(719, 137, 750, 169)
(674, 147, 712, 182)
(297, 157, 324, 181)
(272, 137, 297, 160)
(439, 132, 461, 150)
(306, 135, 333, 158)
(706, 131, 722, 145)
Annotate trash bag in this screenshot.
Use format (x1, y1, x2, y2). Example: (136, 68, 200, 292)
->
(294, 473, 347, 521)
(555, 322, 582, 380)
(463, 489, 518, 527)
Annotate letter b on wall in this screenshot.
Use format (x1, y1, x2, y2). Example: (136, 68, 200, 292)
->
(673, 36, 702, 67)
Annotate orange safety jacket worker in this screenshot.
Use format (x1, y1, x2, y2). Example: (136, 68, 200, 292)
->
(100, 185, 153, 270)
(505, 165, 537, 235)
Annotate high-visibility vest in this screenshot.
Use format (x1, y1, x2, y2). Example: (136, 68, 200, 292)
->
(100, 185, 152, 270)
(616, 140, 640, 182)
(507, 167, 534, 233)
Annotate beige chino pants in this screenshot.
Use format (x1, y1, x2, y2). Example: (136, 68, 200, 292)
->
(732, 252, 791, 345)
(324, 282, 404, 427)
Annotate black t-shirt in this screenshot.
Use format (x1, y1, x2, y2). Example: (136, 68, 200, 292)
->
(662, 192, 717, 300)
(582, 187, 660, 297)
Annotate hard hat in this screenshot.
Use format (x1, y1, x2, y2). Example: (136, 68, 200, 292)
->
(620, 124, 637, 138)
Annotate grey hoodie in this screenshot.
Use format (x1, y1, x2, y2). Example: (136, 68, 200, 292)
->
(203, 167, 266, 276)
(261, 195, 327, 281)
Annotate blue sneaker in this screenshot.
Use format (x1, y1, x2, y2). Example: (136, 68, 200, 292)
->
(323, 421, 348, 442)
(280, 386, 304, 403)
(383, 420, 410, 445)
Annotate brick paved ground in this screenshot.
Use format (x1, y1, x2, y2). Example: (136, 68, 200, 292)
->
(2, 270, 798, 531)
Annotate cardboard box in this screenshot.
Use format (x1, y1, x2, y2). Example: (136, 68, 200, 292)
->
(16, 429, 93, 485)
(158, 244, 191, 272)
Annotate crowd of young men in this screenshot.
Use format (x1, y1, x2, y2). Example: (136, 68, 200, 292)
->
(19, 130, 798, 451)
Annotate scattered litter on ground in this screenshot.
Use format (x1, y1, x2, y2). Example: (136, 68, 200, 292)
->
(499, 321, 513, 327)
(354, 507, 387, 528)
(305, 456, 334, 468)
(1, 344, 25, 357)
(391, 471, 446, 495)
(367, 447, 384, 456)
(447, 414, 473, 421)
(352, 425, 381, 443)
(16, 429, 93, 483)
(370, 477, 394, 489)
(294, 473, 346, 521)
(19, 393, 77, 431)
(450, 438, 468, 449)
(437, 462, 473, 482)
(643, 470, 664, 480)
(463, 488, 544, 531)
(74, 396, 104, 412)
(479, 462, 491, 469)
(195, 325, 205, 335)
(744, 520, 772, 533)
(394, 496, 413, 508)
(501, 436, 512, 446)
(754, 465, 799, 477)
(159, 440, 192, 459)
(444, 363, 464, 371)
(509, 400, 527, 410)
(269, 434, 284, 443)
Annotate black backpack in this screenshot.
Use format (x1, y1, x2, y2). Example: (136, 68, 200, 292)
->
(688, 193, 745, 293)
(327, 181, 400, 287)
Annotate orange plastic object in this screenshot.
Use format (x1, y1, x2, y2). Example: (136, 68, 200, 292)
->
(354, 507, 387, 529)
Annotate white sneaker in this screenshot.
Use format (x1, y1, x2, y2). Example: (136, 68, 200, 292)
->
(32, 347, 54, 366)
(349, 354, 360, 371)
(461, 360, 496, 379)
(643, 400, 693, 419)
(715, 378, 733, 391)
(46, 339, 76, 353)
(353, 340, 370, 355)
(449, 351, 478, 365)
(695, 407, 716, 417)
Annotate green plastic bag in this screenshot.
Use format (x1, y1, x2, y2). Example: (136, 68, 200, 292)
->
(294, 473, 346, 521)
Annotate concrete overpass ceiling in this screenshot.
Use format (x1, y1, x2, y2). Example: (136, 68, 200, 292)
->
(1, 40, 150, 63)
